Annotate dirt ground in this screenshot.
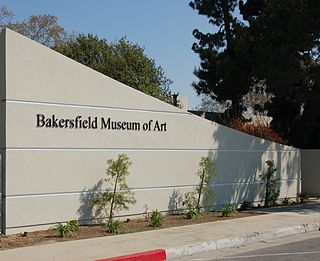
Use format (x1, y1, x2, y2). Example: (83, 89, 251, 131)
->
(0, 211, 264, 251)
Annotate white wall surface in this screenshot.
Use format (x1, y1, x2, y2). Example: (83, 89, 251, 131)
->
(1, 29, 301, 234)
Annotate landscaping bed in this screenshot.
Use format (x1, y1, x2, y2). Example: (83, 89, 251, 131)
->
(0, 211, 263, 251)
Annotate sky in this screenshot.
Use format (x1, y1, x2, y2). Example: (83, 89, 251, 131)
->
(1, 0, 214, 109)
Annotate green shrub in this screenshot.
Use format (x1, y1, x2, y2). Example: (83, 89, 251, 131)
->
(260, 160, 280, 207)
(195, 157, 217, 213)
(181, 157, 217, 219)
(280, 197, 292, 206)
(182, 192, 198, 219)
(298, 193, 308, 203)
(55, 223, 73, 238)
(219, 204, 237, 217)
(239, 201, 252, 210)
(105, 218, 120, 234)
(67, 220, 79, 232)
(150, 209, 164, 227)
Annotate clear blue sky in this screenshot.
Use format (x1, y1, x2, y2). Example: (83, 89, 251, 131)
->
(2, 0, 214, 108)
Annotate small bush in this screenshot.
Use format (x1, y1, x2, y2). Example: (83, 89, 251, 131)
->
(280, 197, 293, 206)
(55, 223, 72, 238)
(239, 201, 252, 210)
(298, 193, 308, 203)
(105, 218, 120, 234)
(219, 204, 237, 217)
(182, 192, 198, 219)
(150, 209, 164, 227)
(230, 119, 284, 144)
(67, 220, 79, 232)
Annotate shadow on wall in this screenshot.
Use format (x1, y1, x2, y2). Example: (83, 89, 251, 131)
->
(204, 123, 300, 209)
(77, 179, 104, 224)
(77, 120, 300, 222)
(168, 189, 184, 215)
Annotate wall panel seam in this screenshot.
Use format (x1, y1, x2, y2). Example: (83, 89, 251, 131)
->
(4, 147, 299, 152)
(6, 179, 300, 198)
(5, 99, 190, 116)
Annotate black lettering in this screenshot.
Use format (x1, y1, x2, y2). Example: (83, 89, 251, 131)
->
(36, 114, 45, 127)
(69, 119, 75, 129)
(101, 117, 110, 129)
(91, 117, 98, 129)
(83, 119, 88, 129)
(59, 119, 65, 128)
(45, 118, 52, 128)
(51, 115, 58, 128)
(116, 121, 122, 130)
(162, 122, 167, 132)
(153, 121, 161, 131)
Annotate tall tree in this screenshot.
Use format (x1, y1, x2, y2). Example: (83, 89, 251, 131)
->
(7, 14, 67, 47)
(54, 34, 174, 103)
(0, 5, 13, 25)
(241, 0, 320, 148)
(190, 0, 252, 120)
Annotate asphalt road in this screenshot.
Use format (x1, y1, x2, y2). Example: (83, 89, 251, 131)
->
(173, 231, 320, 261)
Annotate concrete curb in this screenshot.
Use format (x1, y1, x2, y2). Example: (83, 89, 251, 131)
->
(165, 222, 320, 259)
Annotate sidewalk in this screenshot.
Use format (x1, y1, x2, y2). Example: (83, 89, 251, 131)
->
(0, 202, 319, 261)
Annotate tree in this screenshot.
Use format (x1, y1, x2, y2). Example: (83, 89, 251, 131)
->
(260, 160, 279, 207)
(0, 5, 13, 25)
(194, 94, 230, 113)
(182, 157, 216, 219)
(241, 0, 320, 148)
(54, 34, 174, 104)
(192, 1, 320, 148)
(92, 154, 136, 220)
(7, 14, 67, 47)
(196, 157, 216, 213)
(190, 0, 252, 120)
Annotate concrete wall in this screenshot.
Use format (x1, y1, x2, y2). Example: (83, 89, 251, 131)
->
(301, 150, 320, 197)
(1, 29, 301, 234)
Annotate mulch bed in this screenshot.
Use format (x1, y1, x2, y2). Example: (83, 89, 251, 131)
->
(0, 211, 264, 251)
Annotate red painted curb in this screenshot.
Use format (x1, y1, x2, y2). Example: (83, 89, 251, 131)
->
(95, 249, 167, 261)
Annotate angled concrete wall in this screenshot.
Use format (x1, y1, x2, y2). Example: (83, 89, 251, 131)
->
(1, 29, 301, 234)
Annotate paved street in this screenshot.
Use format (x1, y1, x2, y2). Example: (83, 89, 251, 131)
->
(173, 231, 320, 261)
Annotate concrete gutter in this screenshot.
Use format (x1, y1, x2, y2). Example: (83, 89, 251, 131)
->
(165, 222, 320, 259)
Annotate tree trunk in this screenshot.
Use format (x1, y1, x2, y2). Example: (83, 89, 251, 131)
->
(109, 174, 119, 219)
(197, 170, 205, 213)
(222, 0, 232, 52)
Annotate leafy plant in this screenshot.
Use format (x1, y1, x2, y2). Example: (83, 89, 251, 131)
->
(298, 193, 308, 203)
(67, 220, 79, 232)
(181, 157, 216, 219)
(280, 197, 292, 206)
(105, 218, 120, 234)
(196, 157, 217, 213)
(150, 209, 164, 228)
(239, 201, 252, 210)
(182, 192, 198, 219)
(55, 223, 72, 238)
(230, 120, 284, 144)
(219, 204, 237, 217)
(92, 154, 136, 220)
(260, 160, 280, 207)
